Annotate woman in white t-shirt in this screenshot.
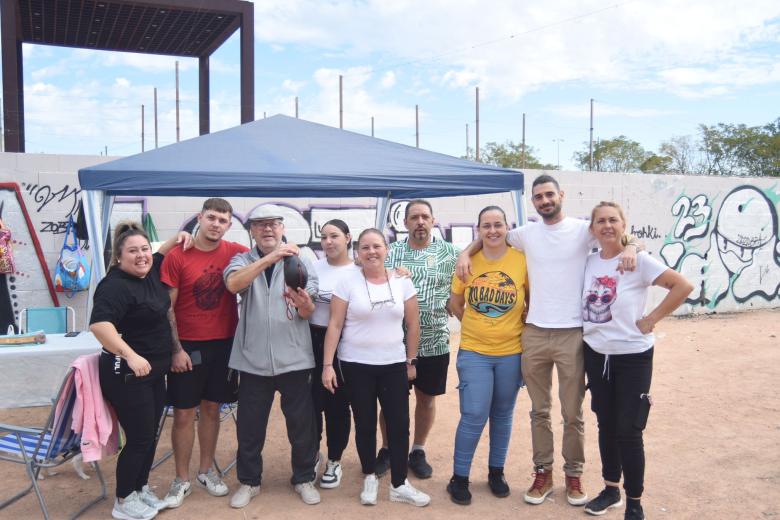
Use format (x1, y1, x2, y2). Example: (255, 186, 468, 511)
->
(322, 228, 430, 508)
(581, 202, 693, 520)
(310, 219, 359, 489)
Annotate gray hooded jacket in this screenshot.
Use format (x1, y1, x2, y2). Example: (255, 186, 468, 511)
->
(224, 248, 318, 377)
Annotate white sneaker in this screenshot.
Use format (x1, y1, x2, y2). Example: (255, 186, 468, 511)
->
(197, 468, 229, 497)
(390, 479, 431, 507)
(139, 485, 168, 511)
(112, 491, 158, 520)
(294, 480, 321, 505)
(230, 484, 260, 509)
(360, 474, 378, 506)
(319, 460, 343, 489)
(164, 478, 191, 509)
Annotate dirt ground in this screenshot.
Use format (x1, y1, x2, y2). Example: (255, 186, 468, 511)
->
(1, 309, 778, 520)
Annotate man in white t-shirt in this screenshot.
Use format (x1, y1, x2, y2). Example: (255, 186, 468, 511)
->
(457, 174, 637, 509)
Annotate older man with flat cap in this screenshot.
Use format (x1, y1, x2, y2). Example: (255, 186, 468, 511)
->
(223, 204, 320, 509)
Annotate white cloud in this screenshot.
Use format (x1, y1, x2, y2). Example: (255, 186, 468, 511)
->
(282, 79, 307, 93)
(250, 0, 780, 100)
(380, 71, 396, 88)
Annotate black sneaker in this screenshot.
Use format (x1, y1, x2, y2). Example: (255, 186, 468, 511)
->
(374, 448, 391, 478)
(447, 475, 471, 505)
(624, 502, 644, 520)
(488, 466, 510, 498)
(585, 486, 622, 516)
(408, 449, 433, 479)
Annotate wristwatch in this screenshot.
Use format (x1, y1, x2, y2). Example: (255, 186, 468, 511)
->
(407, 358, 418, 366)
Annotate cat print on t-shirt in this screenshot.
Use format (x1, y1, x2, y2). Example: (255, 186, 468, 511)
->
(467, 271, 518, 319)
(583, 275, 618, 323)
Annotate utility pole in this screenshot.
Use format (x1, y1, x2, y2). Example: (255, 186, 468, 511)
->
(371, 116, 374, 137)
(295, 96, 299, 118)
(105, 145, 108, 156)
(553, 138, 564, 170)
(339, 75, 344, 129)
(263, 112, 267, 118)
(521, 113, 526, 168)
(589, 98, 594, 171)
(141, 104, 145, 152)
(466, 123, 469, 158)
(415, 105, 419, 148)
(475, 87, 480, 162)
(175, 61, 180, 142)
(153, 87, 158, 149)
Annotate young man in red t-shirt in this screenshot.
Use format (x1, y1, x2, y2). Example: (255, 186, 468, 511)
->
(160, 198, 249, 508)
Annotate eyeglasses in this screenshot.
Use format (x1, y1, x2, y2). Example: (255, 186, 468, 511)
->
(363, 270, 395, 311)
(586, 293, 613, 304)
(251, 220, 282, 230)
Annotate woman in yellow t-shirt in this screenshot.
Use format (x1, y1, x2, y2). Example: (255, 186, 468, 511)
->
(447, 205, 528, 506)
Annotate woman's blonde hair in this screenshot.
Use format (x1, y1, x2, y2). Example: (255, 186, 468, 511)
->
(111, 220, 149, 266)
(590, 201, 631, 246)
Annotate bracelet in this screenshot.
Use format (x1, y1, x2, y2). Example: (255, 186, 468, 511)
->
(323, 363, 333, 367)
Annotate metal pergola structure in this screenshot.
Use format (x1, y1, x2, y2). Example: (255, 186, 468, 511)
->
(1, 0, 254, 152)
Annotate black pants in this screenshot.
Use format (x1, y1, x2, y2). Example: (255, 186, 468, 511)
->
(585, 343, 653, 498)
(341, 360, 409, 488)
(310, 326, 351, 461)
(235, 369, 318, 486)
(99, 352, 167, 499)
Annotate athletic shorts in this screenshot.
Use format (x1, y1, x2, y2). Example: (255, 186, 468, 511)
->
(167, 338, 238, 409)
(410, 352, 450, 396)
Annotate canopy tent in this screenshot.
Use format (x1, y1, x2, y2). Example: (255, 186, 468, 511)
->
(78, 114, 526, 309)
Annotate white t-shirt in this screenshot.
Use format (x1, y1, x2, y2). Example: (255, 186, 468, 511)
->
(333, 269, 417, 365)
(310, 258, 360, 327)
(582, 251, 668, 355)
(507, 218, 595, 328)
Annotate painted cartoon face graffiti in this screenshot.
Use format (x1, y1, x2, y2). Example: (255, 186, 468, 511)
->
(661, 185, 780, 309)
(583, 275, 618, 323)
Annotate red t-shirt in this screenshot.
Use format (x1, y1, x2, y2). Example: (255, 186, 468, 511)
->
(160, 240, 249, 341)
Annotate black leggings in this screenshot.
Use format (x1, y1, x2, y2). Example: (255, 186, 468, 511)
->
(99, 352, 167, 499)
(585, 343, 653, 498)
(340, 360, 409, 488)
(310, 326, 351, 461)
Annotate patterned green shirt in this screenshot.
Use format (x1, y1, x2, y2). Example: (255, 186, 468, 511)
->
(386, 237, 460, 357)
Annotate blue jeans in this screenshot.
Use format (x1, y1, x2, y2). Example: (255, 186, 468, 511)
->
(453, 349, 523, 477)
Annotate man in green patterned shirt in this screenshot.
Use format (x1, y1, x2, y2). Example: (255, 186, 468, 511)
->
(376, 199, 459, 479)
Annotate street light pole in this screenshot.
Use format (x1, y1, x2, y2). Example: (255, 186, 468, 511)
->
(553, 138, 564, 170)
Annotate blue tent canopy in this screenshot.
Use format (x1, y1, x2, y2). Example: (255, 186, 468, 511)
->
(78, 115, 525, 311)
(79, 114, 523, 198)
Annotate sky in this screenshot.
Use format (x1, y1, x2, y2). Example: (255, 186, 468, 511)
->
(3, 0, 780, 170)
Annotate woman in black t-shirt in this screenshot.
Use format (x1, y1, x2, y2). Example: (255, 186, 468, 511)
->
(90, 222, 189, 520)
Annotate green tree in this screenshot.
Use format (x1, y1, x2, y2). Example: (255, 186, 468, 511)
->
(465, 141, 556, 169)
(639, 154, 672, 174)
(699, 120, 780, 176)
(574, 136, 649, 172)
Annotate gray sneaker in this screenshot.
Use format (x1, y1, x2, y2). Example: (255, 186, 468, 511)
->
(294, 480, 321, 505)
(230, 484, 260, 509)
(163, 478, 191, 509)
(139, 485, 167, 511)
(112, 491, 158, 520)
(197, 468, 229, 497)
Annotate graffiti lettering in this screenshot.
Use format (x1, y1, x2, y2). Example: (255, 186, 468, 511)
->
(671, 194, 711, 241)
(630, 225, 661, 240)
(661, 186, 780, 309)
(21, 182, 81, 215)
(39, 221, 70, 234)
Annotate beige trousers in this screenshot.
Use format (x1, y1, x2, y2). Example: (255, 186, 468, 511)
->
(520, 324, 586, 477)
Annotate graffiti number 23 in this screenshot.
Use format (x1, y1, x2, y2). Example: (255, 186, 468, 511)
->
(671, 195, 711, 241)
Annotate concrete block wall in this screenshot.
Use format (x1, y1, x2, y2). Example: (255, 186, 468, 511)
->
(1, 152, 778, 332)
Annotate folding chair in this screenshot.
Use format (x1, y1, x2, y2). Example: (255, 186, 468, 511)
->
(152, 403, 238, 477)
(0, 368, 107, 519)
(19, 307, 76, 334)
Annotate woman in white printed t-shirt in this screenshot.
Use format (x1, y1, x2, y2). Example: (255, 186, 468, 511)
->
(322, 228, 430, 508)
(581, 202, 693, 520)
(310, 219, 359, 489)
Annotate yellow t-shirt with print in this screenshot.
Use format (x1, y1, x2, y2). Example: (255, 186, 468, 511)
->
(452, 248, 527, 356)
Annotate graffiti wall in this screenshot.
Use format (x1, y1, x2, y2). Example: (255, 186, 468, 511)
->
(1, 152, 778, 329)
